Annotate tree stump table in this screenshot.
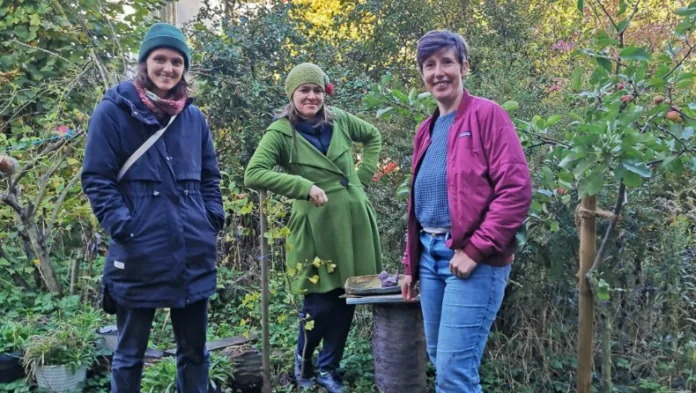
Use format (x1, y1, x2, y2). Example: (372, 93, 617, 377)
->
(346, 295, 427, 393)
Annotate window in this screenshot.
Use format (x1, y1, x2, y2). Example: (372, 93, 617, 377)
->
(156, 2, 178, 26)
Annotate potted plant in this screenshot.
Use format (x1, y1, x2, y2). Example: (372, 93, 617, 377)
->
(0, 321, 32, 383)
(22, 322, 97, 392)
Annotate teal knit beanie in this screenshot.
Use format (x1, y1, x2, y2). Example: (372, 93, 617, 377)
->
(138, 23, 191, 70)
(285, 63, 333, 100)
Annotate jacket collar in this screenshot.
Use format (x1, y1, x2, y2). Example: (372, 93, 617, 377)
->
(102, 80, 193, 126)
(427, 88, 473, 134)
(266, 117, 348, 176)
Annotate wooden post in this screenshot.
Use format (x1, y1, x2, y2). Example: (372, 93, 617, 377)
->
(577, 195, 596, 393)
(259, 190, 272, 393)
(69, 258, 80, 295)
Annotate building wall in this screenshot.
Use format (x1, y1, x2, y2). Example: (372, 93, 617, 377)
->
(177, 0, 208, 26)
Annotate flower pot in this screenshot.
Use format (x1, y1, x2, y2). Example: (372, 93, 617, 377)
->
(35, 364, 87, 392)
(0, 351, 24, 383)
(95, 325, 118, 353)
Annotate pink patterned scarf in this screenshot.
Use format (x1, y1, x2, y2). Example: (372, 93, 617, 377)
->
(133, 80, 187, 120)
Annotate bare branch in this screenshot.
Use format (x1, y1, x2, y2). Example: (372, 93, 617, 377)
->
(10, 39, 80, 69)
(90, 50, 112, 91)
(640, 112, 662, 133)
(28, 147, 73, 219)
(47, 169, 82, 250)
(10, 130, 83, 193)
(587, 181, 626, 275)
(518, 129, 572, 148)
(657, 125, 695, 154)
(0, 192, 23, 215)
(662, 41, 695, 81)
(593, 0, 619, 31)
(11, 139, 66, 192)
(626, 1, 641, 27)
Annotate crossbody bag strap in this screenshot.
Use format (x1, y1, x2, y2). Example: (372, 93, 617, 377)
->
(116, 114, 178, 182)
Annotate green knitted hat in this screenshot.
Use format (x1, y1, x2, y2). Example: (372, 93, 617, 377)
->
(284, 63, 332, 100)
(138, 23, 191, 70)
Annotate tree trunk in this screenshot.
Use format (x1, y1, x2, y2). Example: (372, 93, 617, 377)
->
(24, 220, 62, 295)
(602, 310, 612, 393)
(577, 195, 596, 393)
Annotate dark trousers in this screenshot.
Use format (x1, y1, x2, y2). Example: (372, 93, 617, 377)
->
(296, 288, 355, 372)
(111, 299, 210, 393)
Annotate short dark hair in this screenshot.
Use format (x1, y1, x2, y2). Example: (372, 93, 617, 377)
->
(416, 30, 470, 71)
(134, 62, 192, 97)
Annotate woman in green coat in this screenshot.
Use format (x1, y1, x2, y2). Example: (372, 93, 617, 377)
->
(244, 63, 382, 393)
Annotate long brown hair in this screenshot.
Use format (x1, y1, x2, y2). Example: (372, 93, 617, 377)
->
(134, 62, 192, 97)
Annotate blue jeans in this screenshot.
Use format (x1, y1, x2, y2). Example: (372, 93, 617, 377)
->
(111, 299, 210, 393)
(418, 232, 510, 393)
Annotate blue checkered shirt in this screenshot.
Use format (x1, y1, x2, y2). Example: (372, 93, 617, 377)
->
(414, 111, 456, 228)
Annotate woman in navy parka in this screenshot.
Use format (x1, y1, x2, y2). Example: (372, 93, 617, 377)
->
(81, 23, 224, 393)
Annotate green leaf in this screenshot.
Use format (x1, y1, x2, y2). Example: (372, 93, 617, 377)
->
(571, 68, 583, 90)
(675, 7, 696, 17)
(644, 78, 666, 88)
(542, 166, 555, 189)
(683, 127, 694, 140)
(596, 57, 613, 72)
(0, 257, 9, 267)
(619, 47, 650, 61)
(690, 157, 696, 171)
(380, 74, 392, 85)
(578, 169, 604, 198)
(675, 20, 692, 37)
(622, 171, 642, 187)
(304, 320, 315, 331)
(676, 79, 693, 89)
(13, 25, 29, 40)
(617, 0, 628, 15)
(667, 156, 686, 174)
(559, 154, 578, 170)
(568, 112, 584, 122)
(616, 19, 630, 33)
(547, 115, 562, 126)
(408, 88, 417, 103)
(577, 0, 584, 13)
(376, 107, 392, 119)
(595, 31, 619, 48)
(622, 160, 651, 177)
(597, 279, 610, 301)
(573, 158, 594, 176)
(502, 100, 519, 112)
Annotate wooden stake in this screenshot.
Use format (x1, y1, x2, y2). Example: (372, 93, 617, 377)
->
(69, 258, 80, 295)
(259, 190, 272, 393)
(577, 195, 596, 393)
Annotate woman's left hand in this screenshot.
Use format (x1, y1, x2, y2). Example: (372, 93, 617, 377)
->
(449, 250, 478, 279)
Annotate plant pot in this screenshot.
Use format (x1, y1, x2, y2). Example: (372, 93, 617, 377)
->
(95, 325, 118, 353)
(35, 364, 87, 392)
(0, 351, 24, 383)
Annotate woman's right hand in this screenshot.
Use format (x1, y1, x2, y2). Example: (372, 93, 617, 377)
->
(401, 274, 418, 301)
(308, 185, 328, 207)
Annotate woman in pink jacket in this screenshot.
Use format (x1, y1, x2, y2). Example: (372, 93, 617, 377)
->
(400, 30, 532, 392)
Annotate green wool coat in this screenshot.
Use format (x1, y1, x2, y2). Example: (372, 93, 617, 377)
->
(244, 107, 383, 294)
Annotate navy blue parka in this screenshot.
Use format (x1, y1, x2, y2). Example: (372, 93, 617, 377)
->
(82, 80, 224, 309)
